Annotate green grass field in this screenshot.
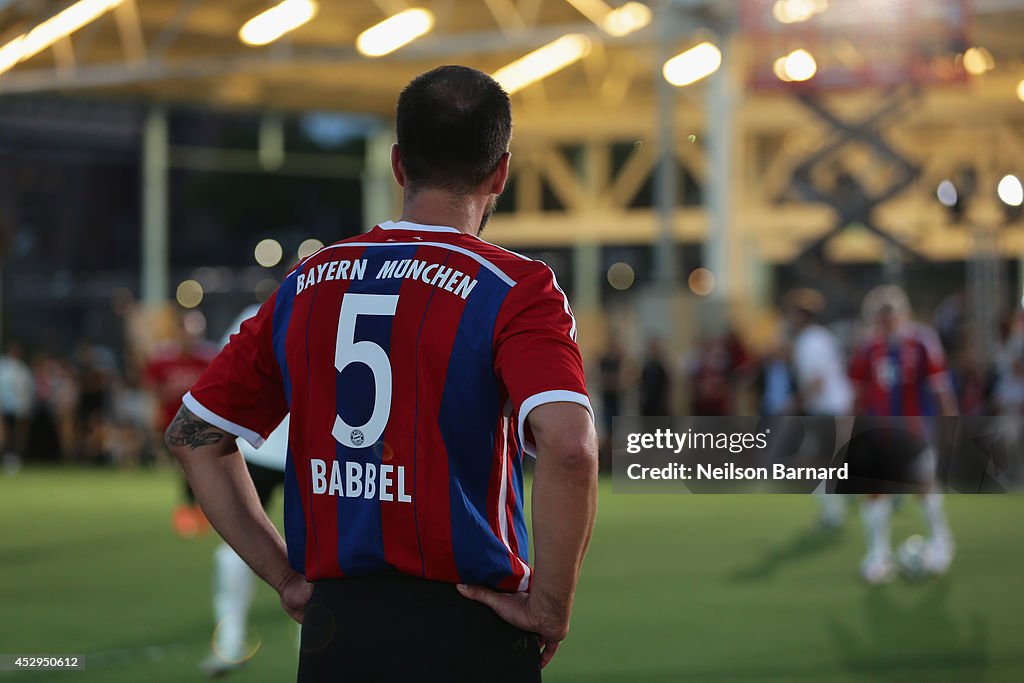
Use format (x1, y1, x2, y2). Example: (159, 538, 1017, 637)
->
(1, 467, 1022, 682)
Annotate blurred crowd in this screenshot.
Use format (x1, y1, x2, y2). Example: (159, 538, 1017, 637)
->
(0, 322, 216, 467)
(3, 288, 1024, 466)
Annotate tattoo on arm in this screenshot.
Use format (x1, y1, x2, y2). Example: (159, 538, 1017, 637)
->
(165, 406, 228, 450)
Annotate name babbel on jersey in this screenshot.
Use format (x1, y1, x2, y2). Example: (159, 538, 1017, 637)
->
(310, 458, 413, 503)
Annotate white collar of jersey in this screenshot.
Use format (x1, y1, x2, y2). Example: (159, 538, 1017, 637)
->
(378, 220, 461, 234)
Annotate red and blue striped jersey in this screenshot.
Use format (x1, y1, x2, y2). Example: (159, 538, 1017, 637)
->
(184, 221, 592, 592)
(849, 322, 951, 417)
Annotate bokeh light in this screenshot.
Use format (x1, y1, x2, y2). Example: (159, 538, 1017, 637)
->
(772, 0, 817, 24)
(175, 279, 204, 308)
(183, 310, 207, 336)
(298, 238, 325, 260)
(782, 49, 817, 82)
(773, 56, 792, 82)
(663, 42, 721, 87)
(962, 46, 994, 76)
(254, 239, 283, 267)
(602, 2, 652, 37)
(936, 179, 958, 207)
(997, 174, 1023, 207)
(688, 268, 716, 296)
(607, 262, 636, 290)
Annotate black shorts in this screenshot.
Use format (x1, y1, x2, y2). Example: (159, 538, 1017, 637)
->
(247, 461, 285, 509)
(297, 573, 542, 683)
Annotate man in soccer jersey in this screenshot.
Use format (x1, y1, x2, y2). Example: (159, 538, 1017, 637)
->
(846, 285, 956, 584)
(166, 65, 599, 682)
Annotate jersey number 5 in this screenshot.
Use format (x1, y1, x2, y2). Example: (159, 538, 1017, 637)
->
(332, 293, 399, 449)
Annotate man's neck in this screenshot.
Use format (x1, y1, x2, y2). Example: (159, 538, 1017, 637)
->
(399, 188, 484, 236)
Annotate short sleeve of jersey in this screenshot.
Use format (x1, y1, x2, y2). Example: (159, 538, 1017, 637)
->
(493, 267, 593, 457)
(183, 293, 287, 448)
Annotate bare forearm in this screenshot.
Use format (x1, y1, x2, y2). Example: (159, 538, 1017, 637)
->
(164, 406, 295, 591)
(530, 438, 598, 635)
(175, 446, 295, 591)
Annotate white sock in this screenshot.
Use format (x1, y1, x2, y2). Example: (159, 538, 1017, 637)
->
(860, 497, 892, 559)
(213, 544, 255, 662)
(921, 493, 952, 544)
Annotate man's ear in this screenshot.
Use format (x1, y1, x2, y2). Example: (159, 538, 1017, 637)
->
(391, 144, 406, 187)
(488, 152, 511, 195)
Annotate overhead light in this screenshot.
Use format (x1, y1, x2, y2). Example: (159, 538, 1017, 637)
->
(602, 2, 652, 37)
(998, 174, 1023, 207)
(19, 0, 126, 59)
(663, 42, 721, 87)
(780, 48, 816, 82)
(493, 34, 592, 95)
(356, 8, 435, 57)
(239, 0, 318, 47)
(1016, 79, 1024, 103)
(936, 179, 958, 208)
(962, 46, 994, 76)
(0, 36, 26, 74)
(0, 0, 126, 77)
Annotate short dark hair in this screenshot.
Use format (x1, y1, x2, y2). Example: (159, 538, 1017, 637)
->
(396, 65, 512, 194)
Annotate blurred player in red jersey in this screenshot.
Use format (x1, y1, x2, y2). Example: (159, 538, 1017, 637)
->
(145, 318, 217, 538)
(847, 286, 957, 584)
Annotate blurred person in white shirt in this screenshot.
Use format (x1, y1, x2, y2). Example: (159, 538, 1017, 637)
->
(0, 341, 35, 461)
(994, 353, 1024, 416)
(785, 290, 854, 528)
